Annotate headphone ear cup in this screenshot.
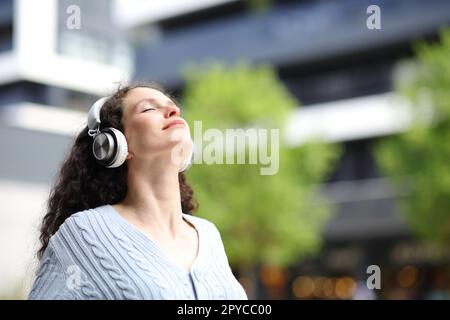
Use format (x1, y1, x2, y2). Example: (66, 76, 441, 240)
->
(106, 127, 128, 168)
(92, 130, 116, 165)
(92, 127, 128, 168)
(179, 139, 195, 172)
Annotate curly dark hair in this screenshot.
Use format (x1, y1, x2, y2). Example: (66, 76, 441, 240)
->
(37, 83, 198, 260)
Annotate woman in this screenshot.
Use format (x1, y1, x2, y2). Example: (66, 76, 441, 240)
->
(28, 83, 248, 300)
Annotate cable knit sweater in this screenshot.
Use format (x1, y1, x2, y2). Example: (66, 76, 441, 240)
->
(28, 205, 248, 300)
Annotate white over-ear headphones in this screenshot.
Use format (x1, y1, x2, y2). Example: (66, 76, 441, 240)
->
(87, 96, 194, 172)
(179, 139, 195, 172)
(87, 97, 128, 168)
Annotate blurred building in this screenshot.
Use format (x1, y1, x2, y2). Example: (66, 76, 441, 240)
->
(0, 0, 132, 297)
(0, 0, 449, 299)
(123, 0, 450, 299)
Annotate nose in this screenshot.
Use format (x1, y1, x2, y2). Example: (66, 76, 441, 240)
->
(164, 104, 181, 118)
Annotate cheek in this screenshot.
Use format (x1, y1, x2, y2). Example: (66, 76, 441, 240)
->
(128, 117, 162, 149)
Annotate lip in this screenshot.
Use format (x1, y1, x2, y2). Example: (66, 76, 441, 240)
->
(163, 119, 186, 130)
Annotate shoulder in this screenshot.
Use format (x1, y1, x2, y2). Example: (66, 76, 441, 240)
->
(52, 206, 101, 240)
(184, 214, 220, 233)
(47, 205, 113, 262)
(28, 242, 80, 299)
(183, 214, 224, 246)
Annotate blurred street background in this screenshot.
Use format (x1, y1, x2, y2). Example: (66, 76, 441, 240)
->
(0, 0, 449, 299)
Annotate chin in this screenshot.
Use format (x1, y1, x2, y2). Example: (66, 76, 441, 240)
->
(166, 127, 191, 142)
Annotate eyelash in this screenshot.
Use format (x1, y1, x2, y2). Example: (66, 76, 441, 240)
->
(141, 105, 182, 113)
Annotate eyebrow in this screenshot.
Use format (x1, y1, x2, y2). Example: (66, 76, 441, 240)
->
(133, 98, 180, 112)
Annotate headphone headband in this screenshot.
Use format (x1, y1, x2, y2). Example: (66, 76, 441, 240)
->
(87, 96, 109, 136)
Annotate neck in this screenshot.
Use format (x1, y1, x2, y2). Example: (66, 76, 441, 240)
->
(117, 158, 184, 239)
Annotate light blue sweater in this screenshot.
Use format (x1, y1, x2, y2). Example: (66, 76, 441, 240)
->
(28, 205, 248, 300)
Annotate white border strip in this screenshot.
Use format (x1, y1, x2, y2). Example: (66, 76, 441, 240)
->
(0, 102, 86, 136)
(0, 93, 413, 142)
(0, 52, 20, 84)
(285, 93, 412, 146)
(113, 0, 239, 28)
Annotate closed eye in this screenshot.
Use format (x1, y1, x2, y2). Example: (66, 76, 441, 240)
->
(142, 107, 156, 113)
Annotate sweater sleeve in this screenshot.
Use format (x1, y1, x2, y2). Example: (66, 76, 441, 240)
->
(28, 242, 79, 300)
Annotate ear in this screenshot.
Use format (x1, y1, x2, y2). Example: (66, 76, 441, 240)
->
(126, 152, 134, 160)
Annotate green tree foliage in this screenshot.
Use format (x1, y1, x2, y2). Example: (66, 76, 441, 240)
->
(375, 29, 450, 245)
(181, 62, 340, 268)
